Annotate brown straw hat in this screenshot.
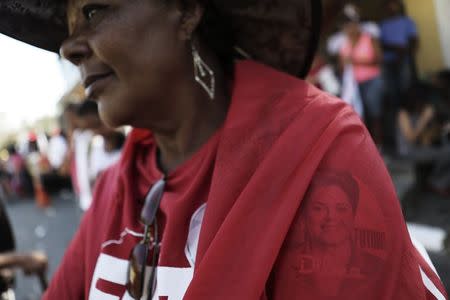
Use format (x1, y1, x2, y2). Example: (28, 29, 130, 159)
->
(0, 0, 321, 77)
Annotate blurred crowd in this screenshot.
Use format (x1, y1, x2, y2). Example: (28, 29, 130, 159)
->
(0, 100, 126, 212)
(1, 1, 448, 209)
(307, 0, 450, 197)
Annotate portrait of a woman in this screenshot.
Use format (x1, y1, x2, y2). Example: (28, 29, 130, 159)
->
(289, 170, 384, 298)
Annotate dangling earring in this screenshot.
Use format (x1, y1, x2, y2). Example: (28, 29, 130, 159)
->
(192, 44, 215, 100)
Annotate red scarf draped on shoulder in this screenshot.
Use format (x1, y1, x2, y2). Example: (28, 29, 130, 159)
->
(121, 61, 449, 299)
(180, 61, 445, 299)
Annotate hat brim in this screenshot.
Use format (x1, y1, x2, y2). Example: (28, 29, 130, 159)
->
(0, 0, 321, 77)
(0, 1, 67, 52)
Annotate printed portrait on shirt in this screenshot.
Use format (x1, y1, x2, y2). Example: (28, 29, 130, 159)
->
(288, 170, 387, 298)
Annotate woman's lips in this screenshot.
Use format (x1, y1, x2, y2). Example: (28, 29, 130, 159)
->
(84, 72, 114, 99)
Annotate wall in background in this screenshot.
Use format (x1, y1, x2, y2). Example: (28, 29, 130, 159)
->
(434, 0, 450, 69)
(404, 0, 445, 75)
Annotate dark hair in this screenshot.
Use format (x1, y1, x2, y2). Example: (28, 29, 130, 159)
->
(401, 82, 435, 113)
(386, 0, 406, 15)
(177, 0, 236, 77)
(63, 102, 80, 114)
(307, 170, 360, 215)
(6, 144, 16, 155)
(76, 99, 99, 117)
(28, 140, 39, 153)
(108, 131, 126, 151)
(435, 70, 450, 88)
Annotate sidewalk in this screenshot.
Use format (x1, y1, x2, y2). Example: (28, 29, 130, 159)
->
(386, 156, 450, 291)
(4, 195, 81, 300)
(386, 156, 450, 229)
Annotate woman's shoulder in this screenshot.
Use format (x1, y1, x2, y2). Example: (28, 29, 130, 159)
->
(234, 60, 345, 110)
(237, 63, 361, 138)
(278, 79, 355, 129)
(285, 79, 351, 119)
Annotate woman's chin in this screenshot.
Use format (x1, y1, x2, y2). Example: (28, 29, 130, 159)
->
(98, 106, 130, 129)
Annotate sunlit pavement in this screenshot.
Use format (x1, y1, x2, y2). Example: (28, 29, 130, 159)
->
(386, 157, 450, 292)
(3, 160, 450, 298)
(4, 193, 81, 300)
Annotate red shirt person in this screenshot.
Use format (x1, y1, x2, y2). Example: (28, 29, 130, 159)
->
(0, 1, 447, 300)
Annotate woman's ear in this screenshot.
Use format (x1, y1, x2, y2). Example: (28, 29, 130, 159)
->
(177, 1, 205, 41)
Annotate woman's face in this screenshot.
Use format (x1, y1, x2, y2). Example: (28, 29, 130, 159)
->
(305, 185, 355, 247)
(62, 0, 189, 128)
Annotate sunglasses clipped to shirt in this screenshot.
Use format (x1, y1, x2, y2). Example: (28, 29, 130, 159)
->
(126, 178, 165, 300)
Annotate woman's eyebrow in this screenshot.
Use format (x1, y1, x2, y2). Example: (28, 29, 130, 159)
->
(67, 1, 86, 26)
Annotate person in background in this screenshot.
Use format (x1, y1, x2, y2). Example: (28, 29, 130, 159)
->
(380, 0, 419, 150)
(0, 252, 48, 276)
(0, 193, 48, 297)
(397, 83, 450, 200)
(46, 129, 68, 172)
(430, 70, 450, 117)
(25, 135, 51, 207)
(0, 160, 12, 201)
(429, 70, 450, 148)
(306, 53, 341, 97)
(5, 144, 33, 199)
(327, 3, 380, 58)
(59, 103, 81, 197)
(340, 14, 384, 146)
(61, 103, 80, 144)
(88, 130, 125, 188)
(40, 128, 73, 197)
(326, 4, 382, 121)
(73, 100, 124, 211)
(72, 100, 102, 211)
(380, 0, 418, 104)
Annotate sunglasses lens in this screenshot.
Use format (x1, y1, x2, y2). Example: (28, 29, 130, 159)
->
(141, 179, 165, 225)
(126, 243, 147, 298)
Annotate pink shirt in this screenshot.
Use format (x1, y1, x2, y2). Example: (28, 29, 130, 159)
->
(340, 33, 381, 83)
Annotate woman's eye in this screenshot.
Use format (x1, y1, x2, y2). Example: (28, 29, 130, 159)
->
(82, 4, 107, 22)
(312, 204, 324, 212)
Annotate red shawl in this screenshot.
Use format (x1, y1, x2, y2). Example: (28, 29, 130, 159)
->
(45, 61, 448, 299)
(182, 61, 447, 299)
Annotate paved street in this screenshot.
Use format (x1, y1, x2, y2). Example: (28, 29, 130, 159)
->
(3, 159, 450, 298)
(387, 157, 450, 292)
(4, 194, 82, 300)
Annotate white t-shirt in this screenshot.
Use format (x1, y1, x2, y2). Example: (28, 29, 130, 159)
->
(73, 129, 94, 211)
(88, 135, 122, 181)
(47, 135, 68, 169)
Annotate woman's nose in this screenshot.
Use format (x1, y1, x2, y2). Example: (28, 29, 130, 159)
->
(60, 35, 92, 66)
(325, 207, 336, 220)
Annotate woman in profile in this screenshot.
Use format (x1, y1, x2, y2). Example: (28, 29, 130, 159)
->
(340, 12, 384, 146)
(0, 0, 447, 299)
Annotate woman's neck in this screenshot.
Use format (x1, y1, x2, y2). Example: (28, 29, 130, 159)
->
(154, 101, 227, 173)
(152, 61, 230, 173)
